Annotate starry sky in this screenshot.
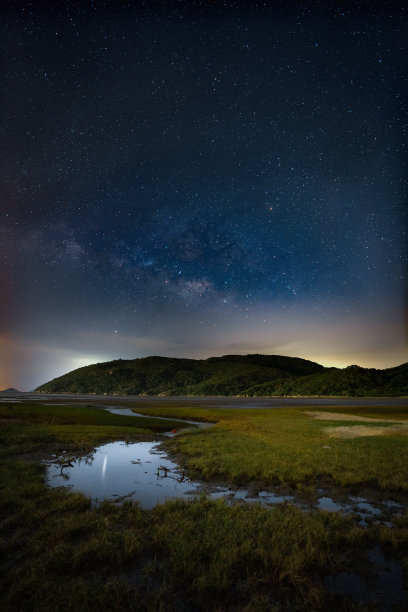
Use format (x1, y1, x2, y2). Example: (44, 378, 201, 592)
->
(1, 1, 407, 390)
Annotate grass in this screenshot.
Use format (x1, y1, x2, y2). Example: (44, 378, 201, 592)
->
(130, 404, 408, 491)
(0, 400, 407, 610)
(0, 403, 191, 457)
(0, 402, 190, 433)
(0, 461, 371, 611)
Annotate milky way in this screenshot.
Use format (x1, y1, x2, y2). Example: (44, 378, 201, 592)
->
(1, 1, 407, 389)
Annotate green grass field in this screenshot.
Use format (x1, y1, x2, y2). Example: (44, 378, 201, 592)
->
(131, 403, 408, 491)
(0, 403, 190, 457)
(0, 401, 407, 610)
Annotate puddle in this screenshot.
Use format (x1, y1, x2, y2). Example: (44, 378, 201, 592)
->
(317, 494, 387, 525)
(317, 496, 346, 513)
(46, 439, 305, 509)
(47, 441, 197, 509)
(105, 408, 145, 417)
(383, 499, 404, 509)
(325, 545, 406, 610)
(46, 408, 216, 507)
(354, 501, 382, 515)
(369, 545, 405, 605)
(317, 495, 378, 526)
(45, 408, 300, 508)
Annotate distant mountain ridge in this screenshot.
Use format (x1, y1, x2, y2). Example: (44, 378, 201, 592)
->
(34, 355, 408, 397)
(0, 388, 23, 395)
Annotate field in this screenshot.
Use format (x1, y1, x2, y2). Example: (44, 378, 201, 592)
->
(1, 399, 407, 610)
(140, 403, 408, 491)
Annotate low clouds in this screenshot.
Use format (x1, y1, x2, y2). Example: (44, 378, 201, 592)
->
(5, 296, 406, 390)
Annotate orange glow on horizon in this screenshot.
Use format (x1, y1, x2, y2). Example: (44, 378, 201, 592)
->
(0, 336, 15, 390)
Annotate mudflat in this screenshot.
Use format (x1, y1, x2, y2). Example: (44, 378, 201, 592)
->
(4, 391, 408, 408)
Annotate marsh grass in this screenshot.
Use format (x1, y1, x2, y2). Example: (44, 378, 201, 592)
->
(1, 400, 407, 610)
(0, 453, 374, 611)
(0, 403, 190, 458)
(133, 404, 408, 491)
(0, 402, 189, 432)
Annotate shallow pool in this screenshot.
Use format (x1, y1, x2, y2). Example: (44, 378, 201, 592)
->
(47, 437, 300, 509)
(47, 441, 198, 508)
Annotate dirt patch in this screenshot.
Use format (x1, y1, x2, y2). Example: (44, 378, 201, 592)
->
(325, 424, 408, 439)
(305, 411, 405, 423)
(305, 411, 408, 438)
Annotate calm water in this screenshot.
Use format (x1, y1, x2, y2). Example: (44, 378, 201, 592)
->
(104, 407, 210, 429)
(46, 439, 295, 509)
(46, 437, 405, 526)
(325, 545, 406, 610)
(47, 441, 197, 508)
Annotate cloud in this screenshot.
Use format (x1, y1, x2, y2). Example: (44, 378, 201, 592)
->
(3, 293, 407, 390)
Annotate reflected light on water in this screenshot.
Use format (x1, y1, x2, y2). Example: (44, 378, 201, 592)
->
(101, 454, 108, 478)
(47, 441, 197, 508)
(46, 441, 407, 522)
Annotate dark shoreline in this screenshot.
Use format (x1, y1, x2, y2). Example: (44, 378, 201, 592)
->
(2, 391, 408, 408)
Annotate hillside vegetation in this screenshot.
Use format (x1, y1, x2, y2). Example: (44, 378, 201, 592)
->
(34, 355, 408, 397)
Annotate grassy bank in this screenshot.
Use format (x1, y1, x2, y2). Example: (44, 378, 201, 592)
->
(1, 401, 407, 610)
(0, 403, 189, 457)
(131, 404, 408, 491)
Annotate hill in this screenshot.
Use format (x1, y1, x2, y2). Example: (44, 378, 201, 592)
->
(246, 363, 408, 397)
(34, 355, 408, 397)
(0, 388, 23, 395)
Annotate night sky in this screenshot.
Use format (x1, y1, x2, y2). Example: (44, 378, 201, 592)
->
(1, 1, 407, 390)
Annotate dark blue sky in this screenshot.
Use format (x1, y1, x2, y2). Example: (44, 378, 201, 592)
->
(1, 1, 407, 389)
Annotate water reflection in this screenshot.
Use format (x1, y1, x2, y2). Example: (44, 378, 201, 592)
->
(47, 441, 201, 508)
(105, 407, 211, 430)
(325, 545, 406, 609)
(102, 454, 108, 477)
(316, 493, 397, 526)
(46, 440, 407, 523)
(47, 440, 302, 509)
(317, 496, 345, 513)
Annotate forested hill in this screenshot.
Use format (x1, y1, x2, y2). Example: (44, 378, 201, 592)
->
(34, 355, 408, 397)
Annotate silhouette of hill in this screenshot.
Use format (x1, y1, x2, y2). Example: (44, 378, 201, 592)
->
(34, 355, 408, 397)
